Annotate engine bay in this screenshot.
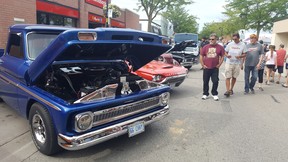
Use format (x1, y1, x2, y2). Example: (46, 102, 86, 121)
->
(36, 61, 148, 104)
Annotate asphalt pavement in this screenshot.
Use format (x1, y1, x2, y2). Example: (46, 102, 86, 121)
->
(1, 64, 288, 162)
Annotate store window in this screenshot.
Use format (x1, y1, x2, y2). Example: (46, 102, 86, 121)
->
(37, 12, 77, 27)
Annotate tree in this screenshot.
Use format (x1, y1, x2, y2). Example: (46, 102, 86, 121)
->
(199, 20, 240, 40)
(162, 6, 198, 33)
(103, 4, 121, 18)
(224, 0, 288, 36)
(136, 0, 193, 32)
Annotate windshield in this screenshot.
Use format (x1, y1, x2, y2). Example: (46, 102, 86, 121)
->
(27, 33, 59, 59)
(174, 33, 198, 43)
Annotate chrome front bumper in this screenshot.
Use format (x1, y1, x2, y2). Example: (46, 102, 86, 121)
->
(160, 74, 187, 87)
(58, 106, 169, 150)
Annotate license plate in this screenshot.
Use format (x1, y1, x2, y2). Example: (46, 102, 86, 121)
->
(128, 121, 145, 137)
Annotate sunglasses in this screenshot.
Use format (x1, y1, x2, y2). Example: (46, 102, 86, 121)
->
(209, 39, 215, 40)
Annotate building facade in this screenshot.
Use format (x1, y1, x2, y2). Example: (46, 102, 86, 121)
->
(0, 0, 140, 49)
(271, 18, 288, 51)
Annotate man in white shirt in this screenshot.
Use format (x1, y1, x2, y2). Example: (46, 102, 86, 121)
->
(224, 33, 248, 97)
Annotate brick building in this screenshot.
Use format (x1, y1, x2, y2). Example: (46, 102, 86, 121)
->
(0, 0, 141, 49)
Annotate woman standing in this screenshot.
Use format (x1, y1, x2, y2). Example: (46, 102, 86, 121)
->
(265, 45, 277, 85)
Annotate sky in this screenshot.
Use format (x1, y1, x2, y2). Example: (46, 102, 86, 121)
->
(111, 0, 228, 31)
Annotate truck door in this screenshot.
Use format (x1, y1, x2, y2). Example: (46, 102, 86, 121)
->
(0, 32, 25, 111)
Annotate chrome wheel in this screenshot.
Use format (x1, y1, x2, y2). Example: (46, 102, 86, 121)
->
(32, 113, 46, 144)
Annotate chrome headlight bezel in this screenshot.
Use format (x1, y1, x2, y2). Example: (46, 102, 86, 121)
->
(152, 75, 164, 82)
(159, 92, 170, 106)
(75, 111, 94, 132)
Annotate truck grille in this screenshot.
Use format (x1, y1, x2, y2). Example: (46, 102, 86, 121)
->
(92, 96, 160, 126)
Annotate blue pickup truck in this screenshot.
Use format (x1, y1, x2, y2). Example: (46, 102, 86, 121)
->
(0, 24, 171, 155)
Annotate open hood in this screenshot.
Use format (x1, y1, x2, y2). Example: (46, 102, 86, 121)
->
(168, 40, 197, 52)
(26, 28, 171, 85)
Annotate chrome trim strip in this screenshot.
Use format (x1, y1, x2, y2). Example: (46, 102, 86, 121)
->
(160, 74, 187, 84)
(0, 74, 61, 111)
(58, 106, 169, 150)
(91, 96, 160, 127)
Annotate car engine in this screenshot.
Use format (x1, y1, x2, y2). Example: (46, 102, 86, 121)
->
(36, 61, 145, 104)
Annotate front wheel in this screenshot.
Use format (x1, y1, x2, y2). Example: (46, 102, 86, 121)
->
(29, 103, 62, 155)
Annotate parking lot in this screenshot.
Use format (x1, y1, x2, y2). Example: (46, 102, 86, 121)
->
(1, 64, 288, 162)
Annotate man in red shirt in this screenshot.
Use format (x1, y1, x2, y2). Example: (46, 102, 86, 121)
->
(200, 33, 225, 101)
(272, 44, 286, 84)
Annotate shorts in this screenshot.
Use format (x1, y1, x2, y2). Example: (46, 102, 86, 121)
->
(266, 65, 275, 69)
(273, 66, 283, 73)
(225, 63, 240, 78)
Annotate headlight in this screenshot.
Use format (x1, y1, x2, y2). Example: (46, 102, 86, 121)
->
(136, 80, 162, 90)
(159, 92, 170, 106)
(152, 75, 164, 82)
(75, 112, 93, 132)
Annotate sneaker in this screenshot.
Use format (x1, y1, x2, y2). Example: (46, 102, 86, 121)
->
(282, 83, 288, 88)
(244, 91, 249, 95)
(229, 90, 234, 95)
(250, 89, 255, 94)
(270, 79, 274, 83)
(259, 87, 264, 91)
(212, 95, 219, 101)
(224, 91, 230, 97)
(202, 95, 208, 100)
(276, 81, 280, 84)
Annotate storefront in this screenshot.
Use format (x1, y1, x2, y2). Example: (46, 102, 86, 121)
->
(0, 0, 139, 49)
(110, 19, 125, 28)
(36, 1, 78, 27)
(88, 13, 106, 28)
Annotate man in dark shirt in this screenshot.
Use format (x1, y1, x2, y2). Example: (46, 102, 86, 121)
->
(200, 36, 209, 49)
(200, 33, 225, 101)
(199, 36, 209, 70)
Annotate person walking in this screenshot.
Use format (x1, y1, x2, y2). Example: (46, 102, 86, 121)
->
(200, 33, 225, 101)
(265, 45, 277, 85)
(257, 40, 268, 91)
(243, 34, 264, 94)
(272, 44, 286, 84)
(224, 33, 247, 97)
(199, 36, 209, 70)
(282, 54, 288, 88)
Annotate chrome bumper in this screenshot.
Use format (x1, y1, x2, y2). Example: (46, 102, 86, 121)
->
(181, 62, 193, 67)
(160, 74, 187, 87)
(58, 106, 169, 150)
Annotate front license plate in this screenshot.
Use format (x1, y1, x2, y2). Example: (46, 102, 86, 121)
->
(128, 121, 145, 137)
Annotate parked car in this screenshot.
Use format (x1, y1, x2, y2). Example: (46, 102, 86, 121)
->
(0, 24, 171, 155)
(172, 33, 199, 69)
(134, 53, 188, 88)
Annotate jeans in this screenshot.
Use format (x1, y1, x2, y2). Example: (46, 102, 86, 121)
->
(258, 69, 264, 83)
(203, 68, 219, 96)
(244, 66, 258, 92)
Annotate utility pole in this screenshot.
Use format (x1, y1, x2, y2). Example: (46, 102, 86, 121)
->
(105, 0, 109, 27)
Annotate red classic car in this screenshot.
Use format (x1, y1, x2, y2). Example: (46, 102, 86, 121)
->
(134, 53, 188, 87)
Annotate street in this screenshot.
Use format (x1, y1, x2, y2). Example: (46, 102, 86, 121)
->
(1, 64, 288, 162)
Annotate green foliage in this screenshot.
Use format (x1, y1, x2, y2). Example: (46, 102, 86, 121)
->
(136, 0, 193, 32)
(162, 6, 198, 33)
(103, 4, 121, 18)
(199, 19, 241, 40)
(224, 0, 288, 36)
